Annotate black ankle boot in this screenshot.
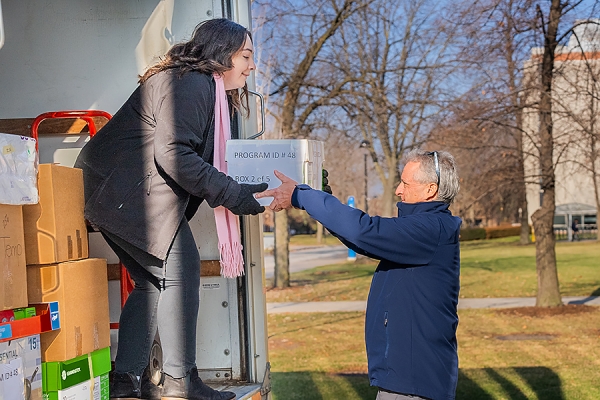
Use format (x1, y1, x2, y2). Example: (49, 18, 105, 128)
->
(141, 366, 163, 400)
(110, 371, 141, 399)
(161, 367, 235, 400)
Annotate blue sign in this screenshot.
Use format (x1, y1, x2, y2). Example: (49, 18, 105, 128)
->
(49, 301, 60, 330)
(0, 323, 12, 340)
(347, 196, 356, 261)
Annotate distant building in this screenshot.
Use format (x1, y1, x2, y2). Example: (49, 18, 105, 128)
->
(523, 20, 599, 240)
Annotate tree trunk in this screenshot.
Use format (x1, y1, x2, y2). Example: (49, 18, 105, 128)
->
(532, 0, 563, 307)
(381, 174, 399, 217)
(273, 209, 290, 288)
(591, 134, 600, 242)
(515, 91, 530, 246)
(316, 222, 324, 244)
(515, 123, 530, 245)
(589, 86, 600, 242)
(502, 3, 530, 245)
(531, 202, 561, 306)
(269, 0, 361, 288)
(519, 197, 530, 244)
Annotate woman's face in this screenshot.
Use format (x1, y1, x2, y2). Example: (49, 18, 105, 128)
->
(223, 35, 255, 90)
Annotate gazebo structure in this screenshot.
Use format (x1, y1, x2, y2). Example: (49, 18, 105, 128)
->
(553, 203, 597, 241)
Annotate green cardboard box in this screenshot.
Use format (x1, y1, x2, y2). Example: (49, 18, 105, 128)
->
(43, 373, 109, 400)
(42, 347, 110, 400)
(13, 307, 36, 320)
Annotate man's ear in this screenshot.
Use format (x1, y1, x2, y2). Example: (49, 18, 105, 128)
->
(426, 183, 438, 200)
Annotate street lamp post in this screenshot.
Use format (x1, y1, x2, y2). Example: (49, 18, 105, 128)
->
(360, 140, 370, 214)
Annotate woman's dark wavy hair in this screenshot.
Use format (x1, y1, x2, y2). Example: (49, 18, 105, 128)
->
(139, 18, 252, 115)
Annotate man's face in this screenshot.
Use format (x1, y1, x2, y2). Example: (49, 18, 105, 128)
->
(395, 161, 437, 203)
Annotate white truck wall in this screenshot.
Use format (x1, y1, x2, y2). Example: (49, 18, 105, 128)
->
(0, 0, 221, 116)
(0, 0, 269, 392)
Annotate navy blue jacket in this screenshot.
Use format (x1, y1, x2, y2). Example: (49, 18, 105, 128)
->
(292, 185, 461, 400)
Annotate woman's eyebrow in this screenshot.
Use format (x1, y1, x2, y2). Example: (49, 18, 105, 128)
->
(243, 48, 254, 53)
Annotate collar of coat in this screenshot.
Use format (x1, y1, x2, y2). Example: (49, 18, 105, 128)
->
(396, 200, 450, 217)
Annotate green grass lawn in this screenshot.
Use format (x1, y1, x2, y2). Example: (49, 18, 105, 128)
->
(266, 237, 600, 399)
(289, 233, 342, 247)
(460, 238, 600, 298)
(268, 307, 600, 399)
(266, 238, 600, 302)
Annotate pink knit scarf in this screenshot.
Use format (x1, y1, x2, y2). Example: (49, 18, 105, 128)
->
(213, 73, 244, 278)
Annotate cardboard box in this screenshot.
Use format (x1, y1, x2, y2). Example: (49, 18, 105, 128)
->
(0, 334, 42, 400)
(225, 139, 325, 206)
(0, 302, 60, 342)
(0, 310, 15, 323)
(43, 375, 109, 400)
(26, 259, 110, 362)
(23, 164, 88, 265)
(42, 347, 110, 400)
(0, 204, 28, 311)
(13, 307, 36, 320)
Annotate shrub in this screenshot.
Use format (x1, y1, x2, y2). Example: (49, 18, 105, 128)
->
(485, 225, 528, 239)
(460, 227, 487, 241)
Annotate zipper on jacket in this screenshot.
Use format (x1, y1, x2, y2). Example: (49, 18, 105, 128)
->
(384, 311, 389, 358)
(118, 170, 153, 209)
(147, 172, 153, 195)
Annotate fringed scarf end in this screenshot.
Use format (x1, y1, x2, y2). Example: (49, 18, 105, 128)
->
(219, 241, 245, 278)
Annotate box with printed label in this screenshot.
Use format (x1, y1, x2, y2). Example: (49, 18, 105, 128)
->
(43, 374, 108, 400)
(42, 347, 110, 400)
(0, 204, 28, 312)
(22, 164, 89, 265)
(13, 308, 36, 321)
(27, 259, 110, 362)
(225, 139, 325, 206)
(0, 334, 42, 400)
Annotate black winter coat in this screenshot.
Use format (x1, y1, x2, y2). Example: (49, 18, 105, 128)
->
(74, 71, 241, 259)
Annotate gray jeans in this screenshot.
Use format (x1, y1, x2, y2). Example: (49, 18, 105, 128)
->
(102, 218, 200, 378)
(377, 390, 430, 400)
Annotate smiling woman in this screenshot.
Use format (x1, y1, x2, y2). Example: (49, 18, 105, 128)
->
(73, 17, 267, 400)
(223, 35, 255, 90)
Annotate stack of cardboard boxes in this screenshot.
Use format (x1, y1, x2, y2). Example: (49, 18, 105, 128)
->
(0, 160, 112, 400)
(0, 201, 39, 400)
(24, 164, 111, 400)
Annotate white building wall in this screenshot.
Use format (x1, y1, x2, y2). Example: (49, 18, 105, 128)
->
(522, 31, 600, 223)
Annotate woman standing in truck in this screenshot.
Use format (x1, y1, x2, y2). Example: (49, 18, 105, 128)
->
(75, 18, 265, 400)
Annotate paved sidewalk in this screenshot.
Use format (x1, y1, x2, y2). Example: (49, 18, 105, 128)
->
(266, 296, 600, 314)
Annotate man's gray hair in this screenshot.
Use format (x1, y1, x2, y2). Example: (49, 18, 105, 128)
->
(404, 149, 460, 204)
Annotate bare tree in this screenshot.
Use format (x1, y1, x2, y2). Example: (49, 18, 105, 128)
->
(437, 0, 540, 241)
(328, 0, 456, 217)
(434, 109, 529, 227)
(520, 1, 600, 306)
(525, 0, 567, 307)
(254, 0, 369, 288)
(440, 0, 597, 306)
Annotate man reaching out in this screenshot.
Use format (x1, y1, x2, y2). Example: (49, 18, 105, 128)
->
(257, 149, 462, 400)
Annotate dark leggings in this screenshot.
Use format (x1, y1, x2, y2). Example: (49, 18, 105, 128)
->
(102, 218, 200, 378)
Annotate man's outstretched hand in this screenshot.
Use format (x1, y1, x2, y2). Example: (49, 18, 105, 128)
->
(255, 170, 298, 212)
